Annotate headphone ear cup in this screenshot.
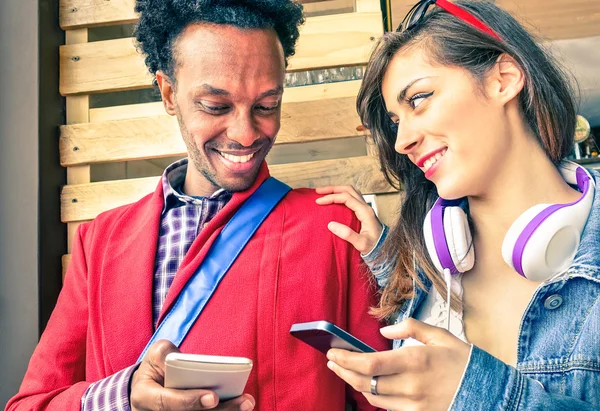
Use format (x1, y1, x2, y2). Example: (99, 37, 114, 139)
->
(423, 207, 444, 273)
(443, 207, 475, 273)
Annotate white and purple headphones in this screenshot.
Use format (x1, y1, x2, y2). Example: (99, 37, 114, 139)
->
(423, 161, 595, 282)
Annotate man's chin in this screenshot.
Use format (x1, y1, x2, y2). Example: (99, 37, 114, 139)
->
(217, 174, 261, 193)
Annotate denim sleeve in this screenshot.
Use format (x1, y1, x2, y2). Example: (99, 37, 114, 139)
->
(450, 345, 598, 410)
(81, 364, 137, 411)
(361, 225, 395, 289)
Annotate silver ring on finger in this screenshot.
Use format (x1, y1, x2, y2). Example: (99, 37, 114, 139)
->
(370, 375, 379, 396)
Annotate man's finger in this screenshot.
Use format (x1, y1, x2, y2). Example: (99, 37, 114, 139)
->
(133, 379, 220, 410)
(144, 339, 180, 374)
(217, 394, 255, 410)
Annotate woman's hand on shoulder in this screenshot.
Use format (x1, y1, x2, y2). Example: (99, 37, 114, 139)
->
(316, 185, 383, 255)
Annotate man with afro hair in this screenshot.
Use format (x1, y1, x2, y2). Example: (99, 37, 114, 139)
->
(7, 1, 388, 411)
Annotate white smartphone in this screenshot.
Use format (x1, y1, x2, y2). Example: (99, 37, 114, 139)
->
(164, 353, 253, 400)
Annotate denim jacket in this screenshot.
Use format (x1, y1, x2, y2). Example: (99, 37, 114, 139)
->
(363, 169, 600, 410)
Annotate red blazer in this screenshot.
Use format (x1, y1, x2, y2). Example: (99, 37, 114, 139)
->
(7, 163, 389, 410)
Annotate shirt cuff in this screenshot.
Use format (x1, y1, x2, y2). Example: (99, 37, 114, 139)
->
(81, 364, 138, 411)
(450, 345, 522, 411)
(360, 224, 389, 262)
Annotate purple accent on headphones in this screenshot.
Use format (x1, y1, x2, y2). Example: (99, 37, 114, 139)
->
(512, 166, 591, 276)
(431, 198, 462, 275)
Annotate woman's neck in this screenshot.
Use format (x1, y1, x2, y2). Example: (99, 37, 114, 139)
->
(467, 135, 581, 274)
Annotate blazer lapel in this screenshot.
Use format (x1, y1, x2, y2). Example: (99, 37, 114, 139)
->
(156, 162, 272, 325)
(99, 181, 164, 371)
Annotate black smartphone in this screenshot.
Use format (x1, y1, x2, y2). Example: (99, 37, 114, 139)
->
(290, 321, 377, 354)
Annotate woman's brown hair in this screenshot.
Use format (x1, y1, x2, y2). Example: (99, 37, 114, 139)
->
(358, 0, 577, 319)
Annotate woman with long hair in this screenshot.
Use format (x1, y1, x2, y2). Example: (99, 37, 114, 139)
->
(316, 0, 600, 409)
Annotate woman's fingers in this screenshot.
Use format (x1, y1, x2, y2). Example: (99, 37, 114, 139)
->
(315, 185, 364, 201)
(327, 222, 372, 253)
(380, 319, 459, 347)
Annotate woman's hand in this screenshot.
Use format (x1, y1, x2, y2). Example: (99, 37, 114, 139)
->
(326, 319, 471, 411)
(316, 185, 384, 254)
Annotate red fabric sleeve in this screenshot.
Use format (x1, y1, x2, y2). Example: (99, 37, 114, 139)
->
(6, 224, 92, 411)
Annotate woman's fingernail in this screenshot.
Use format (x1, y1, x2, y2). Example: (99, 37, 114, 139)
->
(201, 394, 217, 407)
(327, 360, 335, 370)
(240, 399, 254, 411)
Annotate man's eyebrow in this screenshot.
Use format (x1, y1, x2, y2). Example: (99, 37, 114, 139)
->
(192, 85, 283, 100)
(397, 77, 431, 103)
(194, 84, 231, 96)
(256, 86, 284, 100)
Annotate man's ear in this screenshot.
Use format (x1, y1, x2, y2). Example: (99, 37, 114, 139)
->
(486, 53, 525, 105)
(156, 70, 177, 116)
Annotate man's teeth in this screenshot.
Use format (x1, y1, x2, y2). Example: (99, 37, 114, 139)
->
(423, 151, 445, 171)
(219, 152, 255, 163)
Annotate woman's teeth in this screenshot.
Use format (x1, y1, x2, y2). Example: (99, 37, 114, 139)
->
(423, 150, 446, 171)
(219, 152, 255, 163)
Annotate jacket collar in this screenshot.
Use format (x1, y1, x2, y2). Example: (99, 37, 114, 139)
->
(99, 161, 271, 370)
(570, 168, 600, 273)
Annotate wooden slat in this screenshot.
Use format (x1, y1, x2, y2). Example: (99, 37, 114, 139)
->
(62, 254, 72, 281)
(66, 29, 91, 253)
(391, 0, 600, 41)
(60, 12, 381, 95)
(61, 96, 364, 166)
(60, 0, 137, 30)
(61, 156, 393, 222)
(496, 0, 600, 40)
(88, 80, 363, 123)
(373, 192, 401, 227)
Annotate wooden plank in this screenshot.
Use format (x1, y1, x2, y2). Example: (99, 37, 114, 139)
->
(88, 80, 363, 123)
(62, 254, 72, 281)
(61, 156, 393, 222)
(356, 0, 383, 13)
(373, 192, 401, 227)
(496, 0, 600, 40)
(66, 29, 91, 253)
(60, 0, 137, 29)
(60, 13, 381, 95)
(391, 0, 600, 41)
(61, 96, 365, 166)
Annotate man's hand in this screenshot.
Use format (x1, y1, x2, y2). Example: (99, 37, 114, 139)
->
(131, 340, 255, 411)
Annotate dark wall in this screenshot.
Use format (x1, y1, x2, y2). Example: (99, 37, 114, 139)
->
(0, 0, 65, 405)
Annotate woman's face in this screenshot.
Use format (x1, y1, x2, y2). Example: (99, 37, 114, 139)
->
(382, 47, 512, 200)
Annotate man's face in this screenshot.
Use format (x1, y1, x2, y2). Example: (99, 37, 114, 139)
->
(157, 23, 285, 196)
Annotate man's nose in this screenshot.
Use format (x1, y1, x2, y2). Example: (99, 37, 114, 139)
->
(226, 113, 261, 147)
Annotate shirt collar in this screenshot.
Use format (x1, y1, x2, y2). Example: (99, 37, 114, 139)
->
(161, 158, 231, 214)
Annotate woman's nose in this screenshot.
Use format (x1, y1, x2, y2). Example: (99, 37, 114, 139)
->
(394, 123, 422, 155)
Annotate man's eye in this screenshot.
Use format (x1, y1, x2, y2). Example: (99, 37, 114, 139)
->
(408, 91, 434, 109)
(255, 103, 280, 113)
(199, 102, 229, 113)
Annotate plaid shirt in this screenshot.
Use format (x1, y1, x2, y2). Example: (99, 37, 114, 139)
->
(81, 158, 231, 410)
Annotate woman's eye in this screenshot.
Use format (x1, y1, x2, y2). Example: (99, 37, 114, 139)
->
(390, 120, 399, 134)
(408, 91, 434, 109)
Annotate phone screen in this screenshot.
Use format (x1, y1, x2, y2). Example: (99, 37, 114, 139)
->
(290, 321, 376, 354)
